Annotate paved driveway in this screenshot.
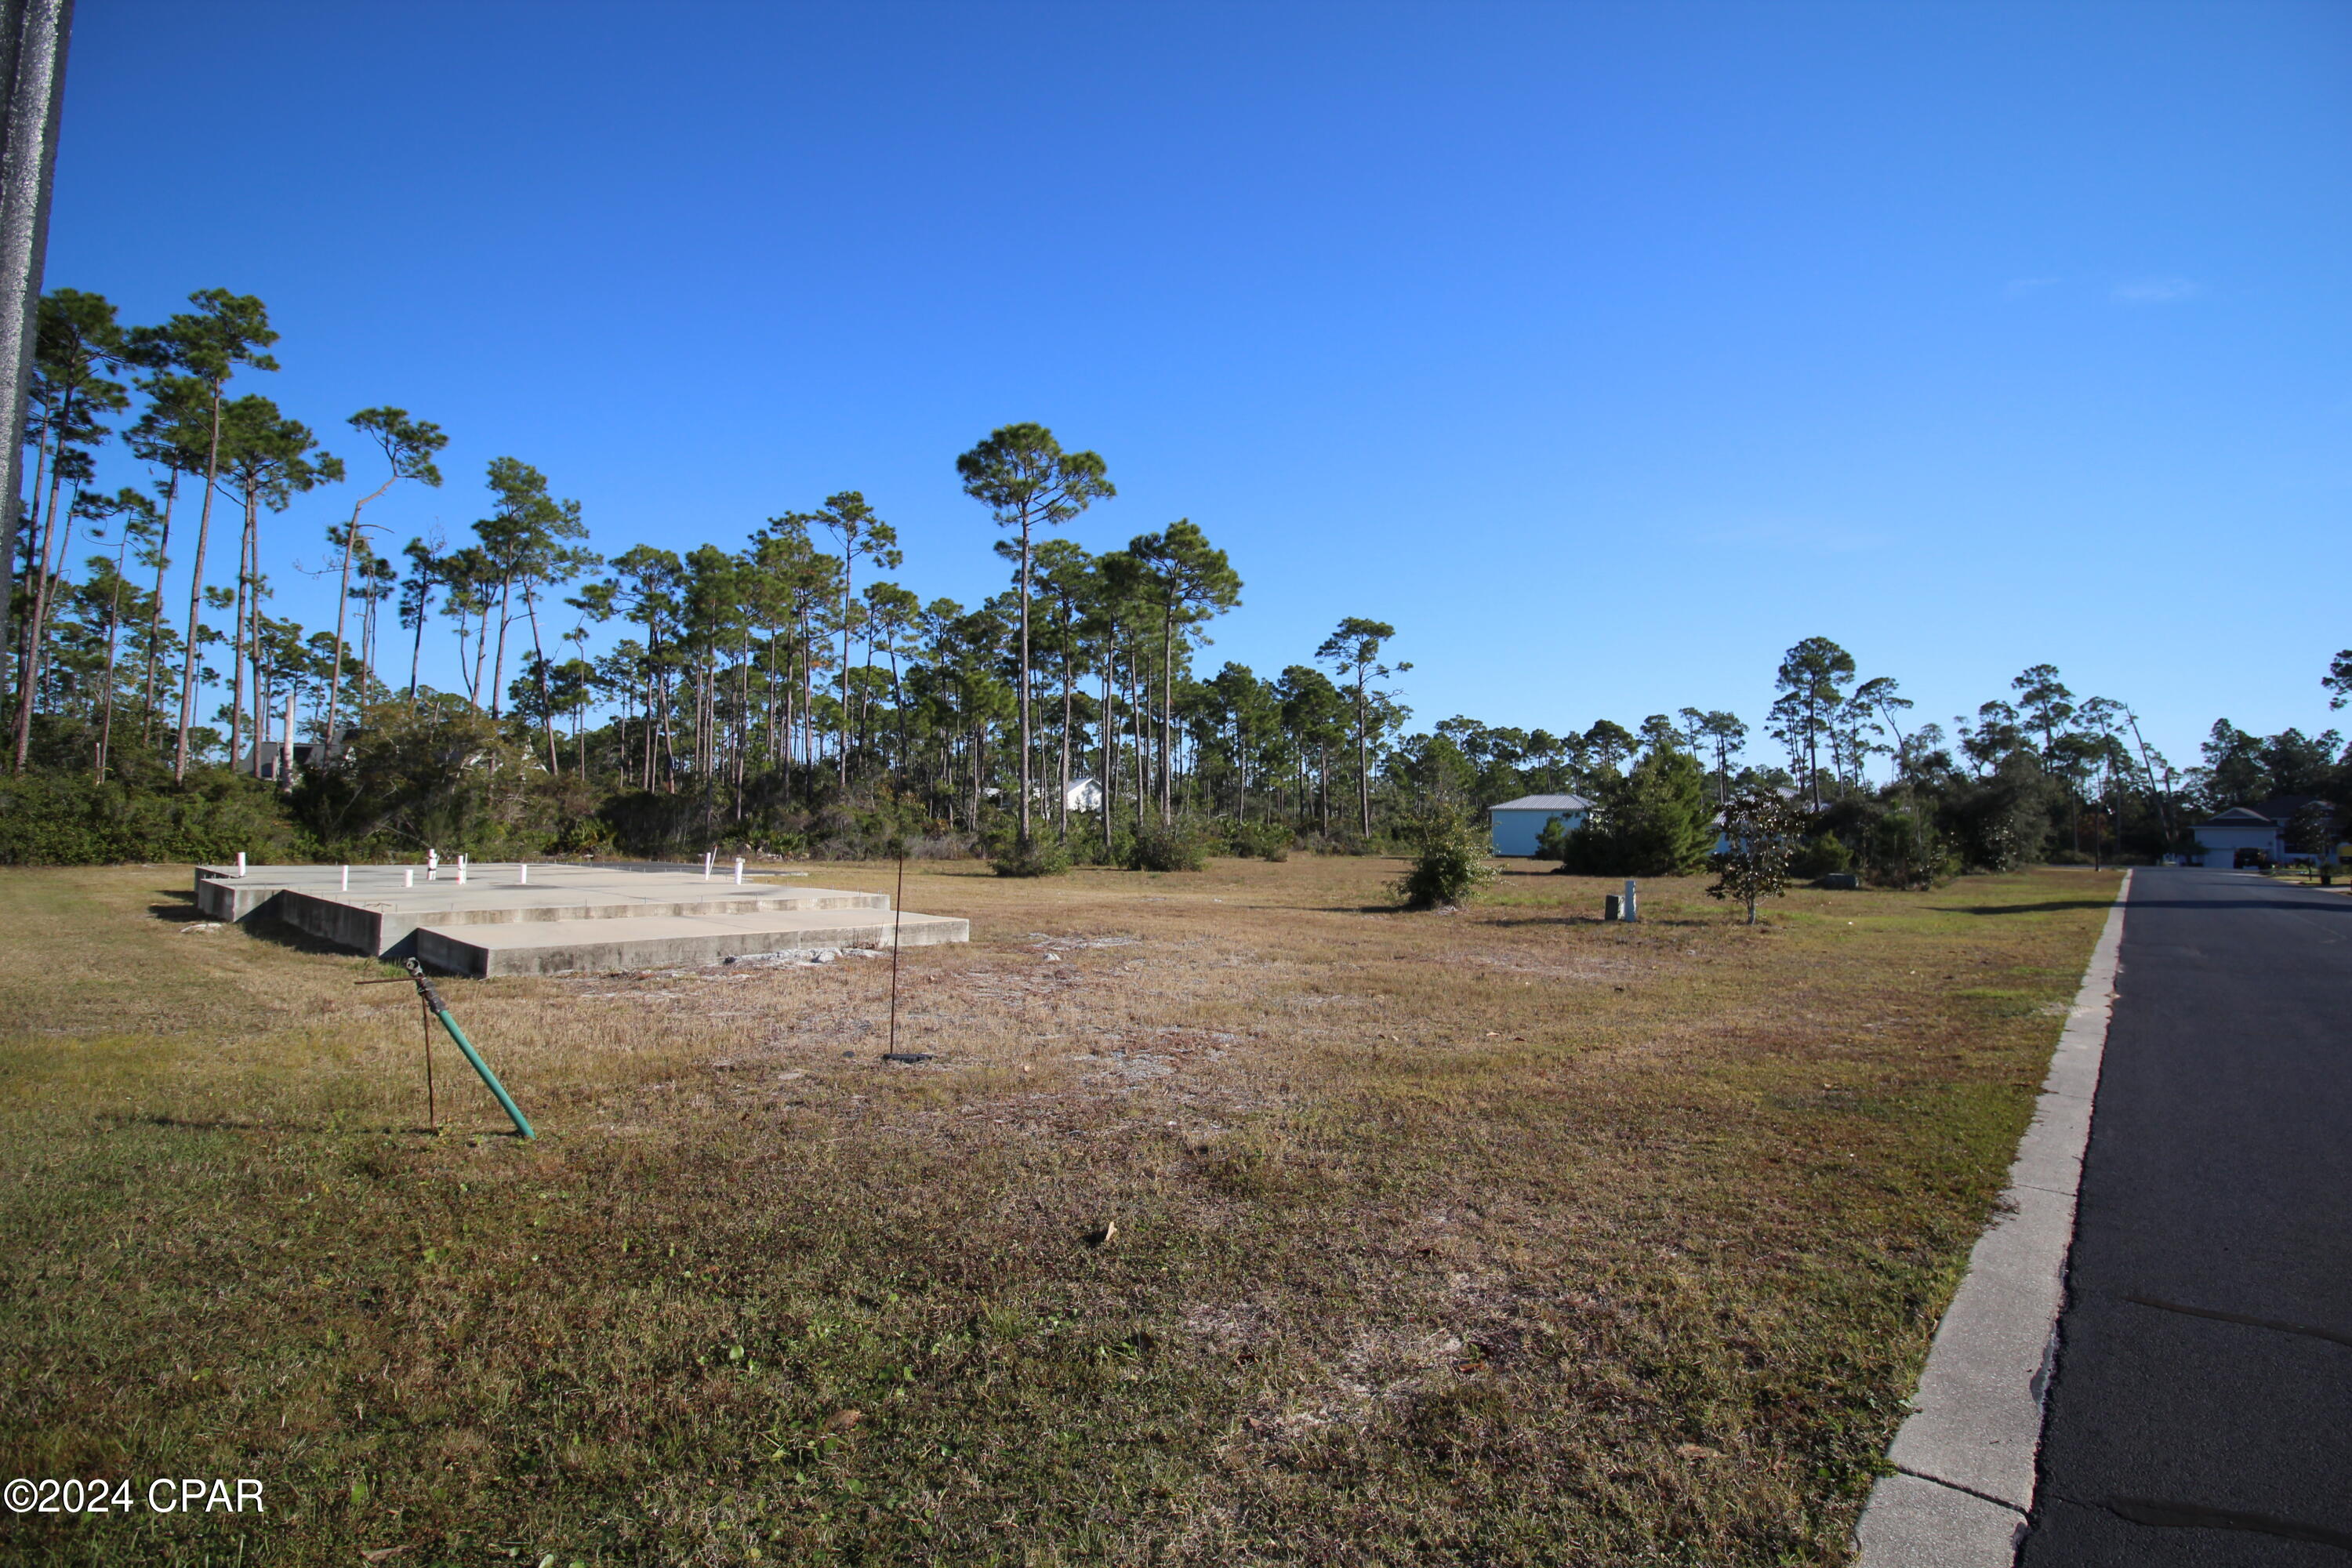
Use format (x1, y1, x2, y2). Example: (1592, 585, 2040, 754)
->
(2020, 867, 2352, 1564)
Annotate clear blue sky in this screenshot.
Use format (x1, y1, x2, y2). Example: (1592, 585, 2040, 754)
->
(48, 0, 2352, 775)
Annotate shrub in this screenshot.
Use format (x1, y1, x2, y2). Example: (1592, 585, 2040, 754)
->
(1789, 833, 1854, 879)
(1867, 810, 1956, 889)
(1301, 829, 1368, 857)
(292, 699, 558, 859)
(991, 837, 1073, 877)
(1943, 762, 2056, 870)
(1070, 827, 1135, 868)
(1127, 818, 1209, 873)
(1392, 811, 1497, 910)
(0, 768, 311, 866)
(1226, 819, 1293, 862)
(1554, 746, 1715, 876)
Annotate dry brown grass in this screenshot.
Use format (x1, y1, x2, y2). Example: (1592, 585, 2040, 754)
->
(0, 855, 2118, 1565)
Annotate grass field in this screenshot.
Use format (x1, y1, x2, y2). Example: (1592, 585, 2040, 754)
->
(0, 855, 2119, 1566)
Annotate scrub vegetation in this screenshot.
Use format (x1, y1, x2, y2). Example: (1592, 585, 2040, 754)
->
(0, 856, 2116, 1565)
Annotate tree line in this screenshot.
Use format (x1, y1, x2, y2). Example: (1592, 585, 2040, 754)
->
(1395, 637, 2344, 885)
(0, 286, 1426, 866)
(5, 285, 2340, 874)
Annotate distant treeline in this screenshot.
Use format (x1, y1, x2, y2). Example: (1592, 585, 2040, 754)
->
(6, 287, 2339, 876)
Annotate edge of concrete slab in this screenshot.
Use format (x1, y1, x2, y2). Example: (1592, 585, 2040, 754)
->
(1852, 868, 2130, 1567)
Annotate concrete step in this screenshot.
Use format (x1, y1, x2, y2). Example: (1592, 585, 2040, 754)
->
(416, 908, 971, 978)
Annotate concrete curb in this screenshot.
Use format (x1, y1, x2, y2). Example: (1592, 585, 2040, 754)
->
(1853, 869, 2131, 1566)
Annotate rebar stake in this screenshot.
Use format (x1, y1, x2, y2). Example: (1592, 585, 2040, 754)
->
(402, 958, 533, 1138)
(887, 851, 906, 1055)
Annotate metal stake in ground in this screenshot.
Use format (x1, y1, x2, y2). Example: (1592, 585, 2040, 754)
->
(377, 958, 535, 1137)
(357, 971, 441, 1131)
(887, 848, 906, 1055)
(420, 993, 436, 1130)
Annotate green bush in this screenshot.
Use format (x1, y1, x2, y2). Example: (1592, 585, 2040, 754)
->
(0, 768, 311, 866)
(1127, 818, 1209, 873)
(1867, 810, 1956, 889)
(1225, 818, 1293, 862)
(991, 837, 1073, 877)
(292, 699, 561, 859)
(1301, 830, 1367, 856)
(1789, 833, 1854, 879)
(1554, 746, 1715, 876)
(1068, 827, 1134, 867)
(1943, 761, 2055, 870)
(1392, 811, 1497, 910)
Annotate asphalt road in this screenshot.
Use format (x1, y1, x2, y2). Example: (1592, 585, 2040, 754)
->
(2020, 866, 2352, 1566)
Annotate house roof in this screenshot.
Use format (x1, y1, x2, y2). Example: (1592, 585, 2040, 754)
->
(1490, 794, 1592, 813)
(2199, 797, 2339, 828)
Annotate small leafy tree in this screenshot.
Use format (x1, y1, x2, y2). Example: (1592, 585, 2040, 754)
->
(1709, 786, 1803, 924)
(1393, 808, 1496, 910)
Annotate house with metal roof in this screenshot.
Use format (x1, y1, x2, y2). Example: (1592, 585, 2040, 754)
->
(1487, 793, 1592, 856)
(2184, 797, 2339, 867)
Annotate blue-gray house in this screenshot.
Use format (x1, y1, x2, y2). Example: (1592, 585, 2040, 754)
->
(1488, 794, 1592, 857)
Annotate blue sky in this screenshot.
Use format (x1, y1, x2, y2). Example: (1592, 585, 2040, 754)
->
(47, 0, 2352, 775)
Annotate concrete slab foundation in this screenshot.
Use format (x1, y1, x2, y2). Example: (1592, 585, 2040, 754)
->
(419, 909, 969, 977)
(192, 862, 967, 975)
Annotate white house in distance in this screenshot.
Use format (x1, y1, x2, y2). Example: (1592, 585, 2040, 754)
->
(1488, 793, 1591, 856)
(998, 776, 1105, 811)
(2186, 797, 2340, 866)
